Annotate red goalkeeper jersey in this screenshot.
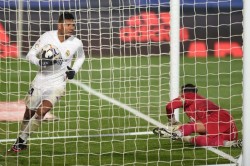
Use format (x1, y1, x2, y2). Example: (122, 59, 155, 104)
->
(166, 92, 225, 121)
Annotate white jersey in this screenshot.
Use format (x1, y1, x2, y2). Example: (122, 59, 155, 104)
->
(26, 30, 85, 88)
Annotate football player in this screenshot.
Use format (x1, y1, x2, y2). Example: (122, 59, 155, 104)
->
(9, 12, 85, 152)
(153, 84, 241, 147)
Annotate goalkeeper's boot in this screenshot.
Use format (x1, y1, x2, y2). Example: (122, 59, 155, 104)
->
(153, 127, 182, 139)
(232, 139, 242, 148)
(224, 139, 242, 148)
(9, 137, 27, 152)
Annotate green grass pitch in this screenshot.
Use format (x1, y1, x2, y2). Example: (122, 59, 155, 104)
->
(0, 56, 242, 165)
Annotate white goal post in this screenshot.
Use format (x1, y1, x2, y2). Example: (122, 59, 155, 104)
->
(242, 0, 250, 165)
(0, 0, 245, 165)
(170, 0, 180, 121)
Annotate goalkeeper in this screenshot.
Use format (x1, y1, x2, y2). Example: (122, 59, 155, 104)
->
(9, 12, 85, 152)
(153, 84, 241, 147)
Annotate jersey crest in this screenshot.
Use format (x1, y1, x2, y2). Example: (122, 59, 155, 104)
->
(66, 50, 70, 57)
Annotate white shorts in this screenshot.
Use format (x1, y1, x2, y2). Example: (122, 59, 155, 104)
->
(25, 84, 66, 110)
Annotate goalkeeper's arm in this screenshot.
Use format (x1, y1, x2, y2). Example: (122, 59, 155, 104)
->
(166, 97, 184, 125)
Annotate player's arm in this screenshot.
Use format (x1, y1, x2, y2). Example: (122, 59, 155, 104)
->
(72, 44, 85, 73)
(26, 32, 54, 67)
(166, 96, 184, 125)
(66, 42, 85, 79)
(26, 38, 41, 66)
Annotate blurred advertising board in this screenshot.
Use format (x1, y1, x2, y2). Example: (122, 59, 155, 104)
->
(0, 1, 242, 58)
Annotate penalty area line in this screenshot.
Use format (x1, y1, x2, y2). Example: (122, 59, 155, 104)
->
(69, 79, 238, 164)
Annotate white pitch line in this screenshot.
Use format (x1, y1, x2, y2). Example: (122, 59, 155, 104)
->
(69, 79, 167, 129)
(206, 147, 238, 163)
(0, 131, 153, 143)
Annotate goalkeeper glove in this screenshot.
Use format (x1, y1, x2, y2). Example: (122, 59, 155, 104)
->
(39, 59, 57, 66)
(66, 66, 75, 79)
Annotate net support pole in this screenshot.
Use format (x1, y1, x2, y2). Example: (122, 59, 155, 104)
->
(17, 0, 23, 57)
(170, 0, 180, 121)
(242, 0, 250, 165)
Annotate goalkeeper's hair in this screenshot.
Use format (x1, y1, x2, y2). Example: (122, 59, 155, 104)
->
(58, 12, 75, 23)
(181, 84, 198, 93)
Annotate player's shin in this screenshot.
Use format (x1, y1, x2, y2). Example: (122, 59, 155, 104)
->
(20, 120, 29, 134)
(19, 113, 42, 142)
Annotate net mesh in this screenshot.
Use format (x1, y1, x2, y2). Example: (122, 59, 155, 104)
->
(0, 0, 242, 165)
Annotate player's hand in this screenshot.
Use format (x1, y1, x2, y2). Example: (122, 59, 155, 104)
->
(39, 59, 57, 66)
(66, 66, 75, 79)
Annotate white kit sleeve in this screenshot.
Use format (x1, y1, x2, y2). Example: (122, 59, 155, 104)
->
(26, 34, 45, 66)
(72, 43, 85, 73)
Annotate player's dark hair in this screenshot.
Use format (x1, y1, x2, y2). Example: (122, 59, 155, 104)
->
(58, 12, 75, 23)
(181, 84, 198, 93)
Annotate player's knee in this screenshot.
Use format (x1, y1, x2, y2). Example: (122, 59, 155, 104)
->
(36, 110, 48, 119)
(42, 100, 53, 108)
(36, 100, 53, 118)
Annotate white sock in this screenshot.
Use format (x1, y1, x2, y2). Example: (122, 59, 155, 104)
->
(19, 113, 41, 142)
(20, 120, 29, 133)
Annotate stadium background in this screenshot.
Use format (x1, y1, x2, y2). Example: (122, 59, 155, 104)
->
(0, 0, 243, 58)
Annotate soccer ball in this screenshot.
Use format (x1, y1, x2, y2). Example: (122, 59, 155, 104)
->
(40, 44, 61, 60)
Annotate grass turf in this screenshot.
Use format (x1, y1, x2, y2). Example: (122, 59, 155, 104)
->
(0, 56, 242, 165)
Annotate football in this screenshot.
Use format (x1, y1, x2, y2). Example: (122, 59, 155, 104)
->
(40, 44, 61, 60)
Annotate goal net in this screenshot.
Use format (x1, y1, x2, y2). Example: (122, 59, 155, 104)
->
(0, 0, 243, 165)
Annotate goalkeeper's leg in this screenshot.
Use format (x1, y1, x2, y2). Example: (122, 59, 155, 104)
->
(153, 122, 199, 138)
(189, 135, 226, 147)
(183, 134, 242, 147)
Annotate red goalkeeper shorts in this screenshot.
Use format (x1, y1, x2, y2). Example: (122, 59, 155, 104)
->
(199, 109, 238, 141)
